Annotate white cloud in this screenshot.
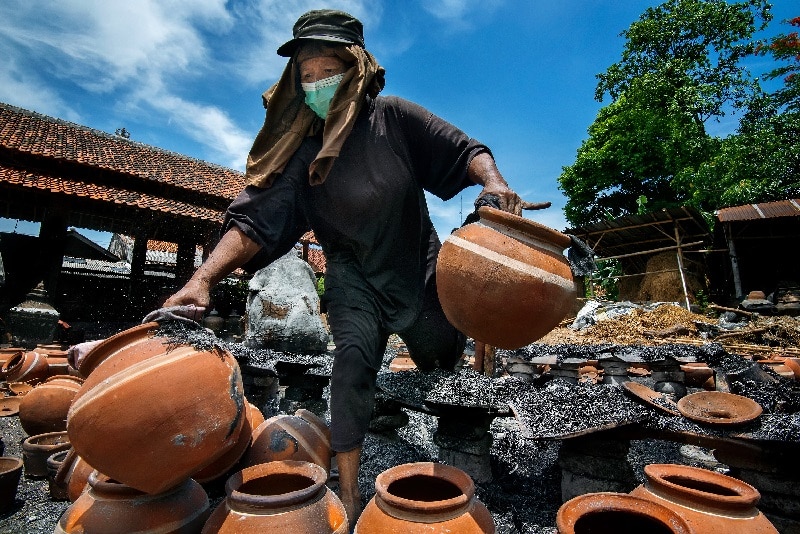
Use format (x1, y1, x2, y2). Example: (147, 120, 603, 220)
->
(420, 0, 504, 30)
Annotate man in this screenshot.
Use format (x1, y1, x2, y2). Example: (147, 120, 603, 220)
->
(163, 9, 540, 526)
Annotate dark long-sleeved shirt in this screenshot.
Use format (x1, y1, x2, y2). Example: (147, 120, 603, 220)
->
(225, 95, 487, 331)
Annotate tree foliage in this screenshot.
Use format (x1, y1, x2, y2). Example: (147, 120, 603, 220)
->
(559, 0, 773, 227)
(757, 16, 800, 111)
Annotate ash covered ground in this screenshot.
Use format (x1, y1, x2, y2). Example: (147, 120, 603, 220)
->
(3, 313, 797, 533)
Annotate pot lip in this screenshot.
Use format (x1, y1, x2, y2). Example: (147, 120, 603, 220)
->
(556, 492, 693, 534)
(643, 463, 761, 510)
(22, 430, 71, 451)
(88, 470, 150, 497)
(0, 456, 24, 474)
(477, 206, 572, 249)
(0, 396, 22, 416)
(374, 462, 474, 515)
(78, 322, 161, 376)
(226, 460, 327, 511)
(53, 447, 78, 486)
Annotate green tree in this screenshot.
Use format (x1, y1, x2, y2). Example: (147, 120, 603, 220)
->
(560, 0, 772, 227)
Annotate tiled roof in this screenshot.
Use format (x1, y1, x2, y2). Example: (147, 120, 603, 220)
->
(716, 199, 800, 223)
(0, 102, 246, 199)
(0, 165, 225, 222)
(306, 248, 327, 273)
(300, 231, 319, 245)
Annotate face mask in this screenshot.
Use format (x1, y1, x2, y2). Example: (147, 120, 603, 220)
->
(302, 73, 344, 119)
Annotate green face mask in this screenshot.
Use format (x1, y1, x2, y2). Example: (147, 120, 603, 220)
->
(302, 73, 344, 119)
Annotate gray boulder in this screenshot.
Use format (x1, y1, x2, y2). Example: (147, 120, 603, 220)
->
(244, 250, 328, 353)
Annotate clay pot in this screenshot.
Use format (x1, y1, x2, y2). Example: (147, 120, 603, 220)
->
(54, 471, 210, 534)
(556, 492, 694, 534)
(681, 363, 715, 389)
(0, 396, 22, 417)
(355, 462, 495, 533)
(54, 448, 96, 502)
(19, 375, 84, 435)
(630, 463, 779, 533)
(201, 460, 347, 533)
(7, 381, 34, 396)
(0, 347, 24, 374)
(1, 350, 50, 385)
(193, 402, 263, 484)
(46, 449, 70, 501)
(66, 322, 246, 494)
(0, 456, 24, 513)
(242, 408, 331, 473)
(436, 206, 576, 349)
(21, 430, 71, 478)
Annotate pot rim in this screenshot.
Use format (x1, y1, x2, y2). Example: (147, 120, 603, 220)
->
(374, 462, 474, 519)
(22, 431, 71, 452)
(226, 460, 327, 512)
(78, 322, 161, 376)
(0, 456, 24, 475)
(477, 206, 572, 249)
(643, 463, 761, 511)
(556, 492, 693, 534)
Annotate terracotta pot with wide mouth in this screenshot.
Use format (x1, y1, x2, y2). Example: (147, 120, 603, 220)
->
(630, 463, 779, 533)
(1, 350, 50, 385)
(21, 430, 71, 478)
(46, 449, 70, 501)
(0, 456, 24, 513)
(201, 460, 347, 533)
(355, 461, 495, 533)
(436, 206, 576, 349)
(66, 322, 246, 494)
(557, 492, 695, 534)
(54, 471, 210, 533)
(241, 408, 332, 474)
(54, 447, 96, 502)
(19, 374, 84, 435)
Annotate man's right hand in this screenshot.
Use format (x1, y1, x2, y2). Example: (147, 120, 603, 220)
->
(162, 278, 212, 309)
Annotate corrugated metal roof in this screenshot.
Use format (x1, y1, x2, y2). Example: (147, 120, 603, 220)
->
(716, 199, 800, 222)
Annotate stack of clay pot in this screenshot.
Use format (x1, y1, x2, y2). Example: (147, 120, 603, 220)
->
(66, 322, 246, 494)
(436, 206, 576, 350)
(556, 463, 779, 534)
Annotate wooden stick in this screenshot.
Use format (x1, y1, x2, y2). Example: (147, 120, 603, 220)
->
(708, 304, 754, 317)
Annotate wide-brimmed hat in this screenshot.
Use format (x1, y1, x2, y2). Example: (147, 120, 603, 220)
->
(277, 9, 365, 57)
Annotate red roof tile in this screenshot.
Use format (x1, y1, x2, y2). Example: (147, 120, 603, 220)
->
(0, 102, 246, 200)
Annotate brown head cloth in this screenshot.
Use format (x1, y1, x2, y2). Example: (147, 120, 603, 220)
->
(245, 44, 385, 187)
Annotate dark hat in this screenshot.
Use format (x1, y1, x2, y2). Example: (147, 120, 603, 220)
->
(277, 9, 365, 57)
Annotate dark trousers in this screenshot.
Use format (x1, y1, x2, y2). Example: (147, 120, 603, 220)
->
(326, 279, 465, 452)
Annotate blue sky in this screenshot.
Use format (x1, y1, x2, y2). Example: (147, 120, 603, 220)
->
(0, 0, 794, 249)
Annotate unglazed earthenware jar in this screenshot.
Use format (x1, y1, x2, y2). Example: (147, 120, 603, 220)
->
(556, 492, 695, 534)
(21, 430, 70, 478)
(46, 449, 70, 501)
(355, 462, 495, 533)
(436, 206, 576, 349)
(54, 471, 210, 533)
(630, 463, 778, 533)
(66, 322, 246, 494)
(201, 460, 347, 533)
(18, 374, 83, 435)
(1, 350, 50, 385)
(0, 456, 24, 513)
(241, 408, 331, 474)
(54, 447, 96, 502)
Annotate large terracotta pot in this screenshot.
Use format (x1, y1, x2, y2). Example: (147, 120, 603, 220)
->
(202, 460, 347, 533)
(21, 430, 71, 478)
(241, 408, 331, 473)
(54, 447, 96, 502)
(66, 322, 246, 494)
(46, 449, 70, 501)
(193, 401, 263, 484)
(1, 350, 50, 385)
(0, 347, 24, 375)
(355, 462, 495, 533)
(18, 374, 84, 435)
(0, 456, 24, 513)
(556, 492, 695, 534)
(436, 206, 576, 349)
(630, 463, 779, 533)
(54, 471, 210, 534)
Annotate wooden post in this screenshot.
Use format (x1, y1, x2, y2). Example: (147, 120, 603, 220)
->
(674, 226, 691, 310)
(724, 222, 743, 298)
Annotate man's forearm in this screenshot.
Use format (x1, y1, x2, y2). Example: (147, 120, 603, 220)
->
(190, 226, 261, 288)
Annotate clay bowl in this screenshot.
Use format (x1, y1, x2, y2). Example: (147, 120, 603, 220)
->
(676, 391, 762, 426)
(622, 381, 681, 416)
(1, 396, 22, 417)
